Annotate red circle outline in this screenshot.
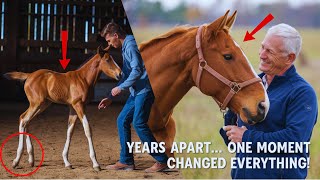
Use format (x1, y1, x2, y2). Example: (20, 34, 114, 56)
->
(0, 132, 44, 177)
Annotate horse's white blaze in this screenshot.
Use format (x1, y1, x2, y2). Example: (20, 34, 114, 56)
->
(62, 123, 75, 167)
(233, 40, 270, 117)
(82, 115, 99, 168)
(263, 88, 270, 118)
(233, 40, 259, 78)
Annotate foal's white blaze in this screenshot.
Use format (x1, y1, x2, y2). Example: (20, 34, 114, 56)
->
(233, 40, 270, 118)
(82, 115, 99, 168)
(110, 56, 120, 69)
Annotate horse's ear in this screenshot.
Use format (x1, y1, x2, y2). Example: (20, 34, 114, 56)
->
(225, 11, 237, 31)
(97, 45, 105, 58)
(217, 10, 230, 31)
(206, 10, 230, 37)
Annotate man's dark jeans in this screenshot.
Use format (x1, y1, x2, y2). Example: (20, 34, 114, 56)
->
(117, 91, 168, 165)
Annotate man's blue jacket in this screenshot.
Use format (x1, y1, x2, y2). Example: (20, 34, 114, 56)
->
(117, 35, 151, 96)
(220, 65, 318, 179)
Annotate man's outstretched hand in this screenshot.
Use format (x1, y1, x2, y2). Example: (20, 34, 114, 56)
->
(98, 98, 112, 110)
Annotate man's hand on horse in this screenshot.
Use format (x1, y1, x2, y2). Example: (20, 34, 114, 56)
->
(223, 125, 247, 143)
(111, 86, 122, 96)
(98, 98, 112, 110)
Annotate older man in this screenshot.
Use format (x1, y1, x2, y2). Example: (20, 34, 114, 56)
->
(220, 24, 317, 179)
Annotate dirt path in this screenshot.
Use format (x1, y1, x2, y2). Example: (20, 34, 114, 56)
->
(0, 102, 182, 179)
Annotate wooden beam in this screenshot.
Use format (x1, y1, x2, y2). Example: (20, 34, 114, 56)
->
(19, 39, 102, 49)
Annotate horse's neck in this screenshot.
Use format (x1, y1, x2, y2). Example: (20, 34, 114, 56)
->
(77, 58, 101, 87)
(142, 32, 197, 114)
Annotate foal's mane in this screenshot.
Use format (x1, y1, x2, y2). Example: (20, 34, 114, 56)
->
(77, 46, 108, 70)
(139, 25, 197, 51)
(77, 54, 97, 70)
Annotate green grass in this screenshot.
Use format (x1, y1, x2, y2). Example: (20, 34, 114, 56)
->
(133, 26, 320, 178)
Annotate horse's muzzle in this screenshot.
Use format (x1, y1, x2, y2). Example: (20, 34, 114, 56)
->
(116, 73, 122, 81)
(243, 101, 267, 125)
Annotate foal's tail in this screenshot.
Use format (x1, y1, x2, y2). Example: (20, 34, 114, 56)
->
(3, 72, 30, 82)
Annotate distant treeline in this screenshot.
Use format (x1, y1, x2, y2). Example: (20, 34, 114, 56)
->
(124, 0, 320, 27)
(235, 3, 320, 27)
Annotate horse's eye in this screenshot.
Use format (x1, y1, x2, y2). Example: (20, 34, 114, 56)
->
(105, 55, 111, 61)
(223, 54, 232, 60)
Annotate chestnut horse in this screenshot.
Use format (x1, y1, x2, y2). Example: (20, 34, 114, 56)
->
(4, 46, 121, 171)
(140, 11, 270, 157)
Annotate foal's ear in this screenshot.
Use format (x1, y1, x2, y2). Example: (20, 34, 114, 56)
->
(225, 11, 237, 31)
(97, 45, 105, 58)
(206, 10, 230, 37)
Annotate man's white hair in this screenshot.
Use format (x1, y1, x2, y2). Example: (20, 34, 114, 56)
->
(266, 23, 302, 57)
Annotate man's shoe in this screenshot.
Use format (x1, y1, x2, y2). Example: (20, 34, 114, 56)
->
(145, 162, 168, 173)
(106, 161, 135, 171)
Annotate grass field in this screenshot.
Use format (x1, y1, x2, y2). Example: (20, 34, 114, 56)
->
(132, 26, 320, 178)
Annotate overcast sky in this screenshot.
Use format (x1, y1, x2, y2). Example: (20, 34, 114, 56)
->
(146, 0, 320, 11)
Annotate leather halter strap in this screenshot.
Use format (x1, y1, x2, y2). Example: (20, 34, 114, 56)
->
(195, 25, 262, 111)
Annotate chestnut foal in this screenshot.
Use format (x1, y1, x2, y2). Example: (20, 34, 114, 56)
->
(4, 46, 121, 171)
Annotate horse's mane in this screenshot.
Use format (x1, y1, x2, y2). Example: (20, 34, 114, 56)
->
(77, 53, 97, 70)
(139, 25, 197, 51)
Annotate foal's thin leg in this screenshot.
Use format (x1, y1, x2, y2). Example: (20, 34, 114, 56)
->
(62, 107, 77, 169)
(13, 112, 27, 168)
(25, 127, 34, 167)
(13, 104, 41, 168)
(25, 101, 51, 167)
(72, 103, 100, 171)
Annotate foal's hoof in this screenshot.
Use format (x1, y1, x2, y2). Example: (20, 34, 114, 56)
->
(12, 161, 18, 169)
(93, 166, 101, 171)
(66, 165, 73, 169)
(29, 162, 34, 167)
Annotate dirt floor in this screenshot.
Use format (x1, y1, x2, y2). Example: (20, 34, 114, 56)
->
(0, 102, 182, 179)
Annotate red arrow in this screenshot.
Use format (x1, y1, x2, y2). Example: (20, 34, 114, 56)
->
(243, 13, 274, 42)
(59, 30, 70, 70)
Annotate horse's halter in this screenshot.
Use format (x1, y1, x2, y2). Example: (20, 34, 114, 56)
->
(195, 25, 262, 111)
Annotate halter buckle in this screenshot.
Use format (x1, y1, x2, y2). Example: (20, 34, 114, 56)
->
(231, 82, 241, 93)
(199, 60, 207, 68)
(220, 108, 226, 118)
